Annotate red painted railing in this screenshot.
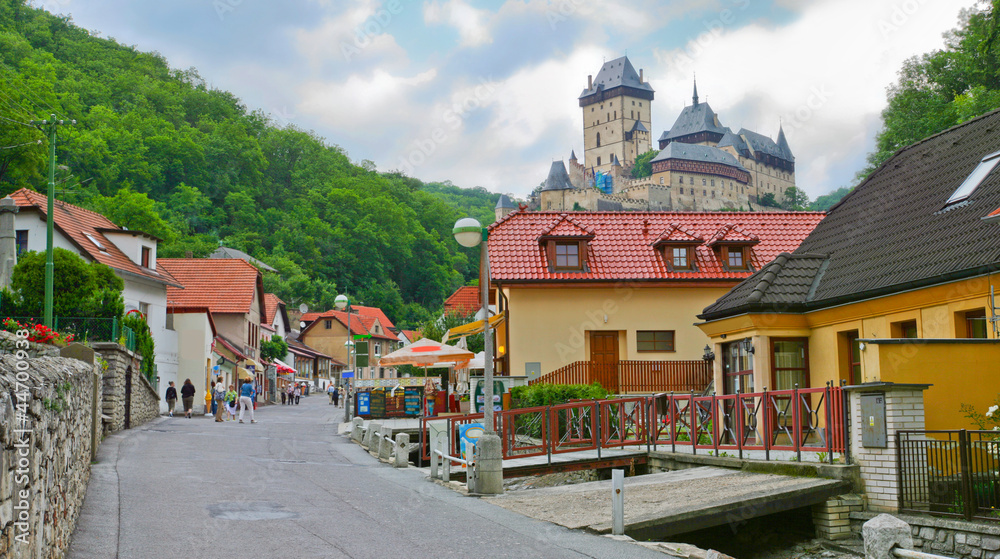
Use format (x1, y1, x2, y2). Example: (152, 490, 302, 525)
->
(418, 385, 847, 468)
(530, 360, 712, 394)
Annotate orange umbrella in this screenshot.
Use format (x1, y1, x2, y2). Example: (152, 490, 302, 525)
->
(378, 338, 473, 368)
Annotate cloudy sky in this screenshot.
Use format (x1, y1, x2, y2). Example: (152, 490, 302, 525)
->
(47, 0, 979, 199)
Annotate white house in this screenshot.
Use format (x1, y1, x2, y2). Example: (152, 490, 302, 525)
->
(9, 189, 181, 408)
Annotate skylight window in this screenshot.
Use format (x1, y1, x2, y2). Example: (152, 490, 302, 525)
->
(947, 151, 1000, 205)
(84, 233, 106, 252)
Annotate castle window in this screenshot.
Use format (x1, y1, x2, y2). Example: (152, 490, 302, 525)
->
(632, 100, 635, 106)
(680, 188, 684, 194)
(659, 177, 663, 185)
(689, 177, 693, 185)
(702, 178, 707, 186)
(607, 113, 610, 121)
(596, 133, 601, 147)
(711, 179, 715, 187)
(677, 175, 683, 184)
(614, 111, 616, 119)
(597, 156, 602, 166)
(631, 111, 634, 119)
(712, 191, 715, 198)
(703, 190, 707, 196)
(639, 102, 642, 107)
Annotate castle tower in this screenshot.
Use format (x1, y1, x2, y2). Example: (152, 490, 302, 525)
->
(579, 56, 654, 176)
(494, 194, 516, 222)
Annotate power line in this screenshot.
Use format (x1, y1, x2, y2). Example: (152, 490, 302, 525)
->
(0, 114, 37, 128)
(0, 139, 42, 150)
(0, 89, 35, 120)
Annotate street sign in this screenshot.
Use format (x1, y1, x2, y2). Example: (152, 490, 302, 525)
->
(355, 341, 369, 368)
(353, 334, 372, 340)
(357, 392, 371, 415)
(341, 370, 355, 378)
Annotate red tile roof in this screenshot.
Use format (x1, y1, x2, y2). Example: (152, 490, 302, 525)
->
(653, 224, 703, 245)
(300, 310, 399, 341)
(263, 293, 283, 325)
(443, 286, 489, 316)
(401, 329, 422, 343)
(159, 258, 264, 315)
(488, 211, 825, 282)
(9, 188, 182, 287)
(538, 215, 595, 238)
(353, 305, 396, 329)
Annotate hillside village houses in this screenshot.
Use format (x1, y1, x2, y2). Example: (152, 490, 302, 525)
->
(538, 56, 796, 212)
(486, 210, 825, 382)
(695, 108, 1000, 431)
(6, 188, 182, 406)
(299, 306, 403, 380)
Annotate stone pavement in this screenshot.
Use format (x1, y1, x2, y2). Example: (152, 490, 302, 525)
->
(68, 392, 666, 559)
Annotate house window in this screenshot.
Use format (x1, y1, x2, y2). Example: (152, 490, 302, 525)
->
(670, 247, 693, 270)
(771, 338, 809, 391)
(139, 302, 149, 318)
(15, 230, 27, 256)
(723, 340, 754, 394)
(726, 247, 747, 270)
(891, 319, 918, 338)
(946, 150, 1000, 205)
(141, 246, 151, 268)
(555, 242, 580, 269)
(960, 309, 988, 339)
(637, 330, 674, 352)
(325, 319, 332, 329)
(165, 313, 174, 331)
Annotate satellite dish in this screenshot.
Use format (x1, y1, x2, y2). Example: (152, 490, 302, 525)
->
(299, 303, 309, 314)
(299, 321, 306, 329)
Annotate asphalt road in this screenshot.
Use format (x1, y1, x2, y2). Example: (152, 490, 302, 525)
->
(67, 392, 665, 559)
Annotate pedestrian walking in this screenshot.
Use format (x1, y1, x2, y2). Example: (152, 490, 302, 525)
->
(214, 381, 226, 422)
(225, 385, 238, 420)
(181, 379, 196, 418)
(206, 382, 216, 416)
(294, 384, 301, 405)
(239, 380, 256, 424)
(280, 384, 287, 405)
(165, 381, 177, 417)
(333, 386, 340, 407)
(286, 384, 294, 405)
(327, 383, 335, 405)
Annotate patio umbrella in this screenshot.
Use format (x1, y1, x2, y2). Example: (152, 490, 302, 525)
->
(378, 338, 474, 368)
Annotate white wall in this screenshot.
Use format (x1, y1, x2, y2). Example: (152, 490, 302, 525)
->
(124, 275, 177, 408)
(171, 312, 213, 414)
(15, 212, 80, 255)
(101, 232, 157, 270)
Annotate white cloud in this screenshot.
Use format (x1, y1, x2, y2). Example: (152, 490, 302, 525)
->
(424, 0, 493, 47)
(294, 0, 408, 68)
(644, 0, 977, 196)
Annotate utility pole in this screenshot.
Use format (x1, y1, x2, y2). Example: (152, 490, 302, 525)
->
(30, 114, 74, 328)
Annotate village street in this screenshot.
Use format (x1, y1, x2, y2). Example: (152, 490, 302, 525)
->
(66, 393, 664, 559)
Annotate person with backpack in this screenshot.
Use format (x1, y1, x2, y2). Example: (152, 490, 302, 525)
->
(165, 381, 177, 417)
(239, 380, 256, 424)
(327, 383, 336, 405)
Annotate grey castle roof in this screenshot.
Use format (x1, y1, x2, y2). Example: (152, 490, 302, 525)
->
(542, 161, 575, 191)
(630, 120, 649, 133)
(570, 149, 578, 160)
(717, 130, 748, 153)
(660, 101, 729, 143)
(210, 246, 277, 272)
(579, 56, 654, 99)
(612, 154, 621, 167)
(700, 108, 1000, 320)
(650, 143, 748, 173)
(736, 128, 794, 162)
(495, 194, 516, 210)
(776, 125, 793, 160)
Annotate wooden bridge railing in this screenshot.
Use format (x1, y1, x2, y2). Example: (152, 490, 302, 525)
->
(529, 359, 712, 394)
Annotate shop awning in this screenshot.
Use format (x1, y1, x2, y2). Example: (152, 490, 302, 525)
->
(273, 358, 296, 375)
(442, 313, 505, 343)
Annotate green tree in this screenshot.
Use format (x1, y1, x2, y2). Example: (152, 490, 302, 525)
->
(809, 186, 852, 211)
(758, 192, 778, 207)
(260, 334, 288, 363)
(630, 150, 659, 178)
(123, 312, 155, 380)
(5, 247, 123, 318)
(781, 186, 810, 210)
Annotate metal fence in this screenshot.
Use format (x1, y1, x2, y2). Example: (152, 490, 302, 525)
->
(3, 316, 135, 351)
(898, 430, 1000, 522)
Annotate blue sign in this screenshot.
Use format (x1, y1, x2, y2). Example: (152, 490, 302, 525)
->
(341, 370, 355, 378)
(459, 423, 485, 468)
(357, 391, 370, 415)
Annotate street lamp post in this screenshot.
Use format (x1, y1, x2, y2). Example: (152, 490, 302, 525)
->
(335, 294, 354, 423)
(453, 217, 503, 494)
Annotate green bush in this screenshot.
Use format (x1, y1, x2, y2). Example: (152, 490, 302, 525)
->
(123, 313, 155, 381)
(510, 382, 609, 409)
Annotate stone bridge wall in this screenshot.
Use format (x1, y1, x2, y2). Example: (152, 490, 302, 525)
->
(0, 335, 99, 559)
(92, 342, 159, 434)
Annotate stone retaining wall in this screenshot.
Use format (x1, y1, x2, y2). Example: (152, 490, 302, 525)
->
(0, 348, 99, 559)
(92, 342, 158, 434)
(851, 512, 1000, 557)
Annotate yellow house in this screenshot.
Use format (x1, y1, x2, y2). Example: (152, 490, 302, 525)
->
(486, 210, 823, 389)
(696, 109, 1000, 430)
(299, 306, 401, 380)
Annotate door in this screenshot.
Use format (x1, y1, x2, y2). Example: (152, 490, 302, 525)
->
(589, 331, 619, 393)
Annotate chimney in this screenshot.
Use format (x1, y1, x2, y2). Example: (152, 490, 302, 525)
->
(185, 251, 193, 258)
(639, 69, 643, 83)
(588, 74, 592, 90)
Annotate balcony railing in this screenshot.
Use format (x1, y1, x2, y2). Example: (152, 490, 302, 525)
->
(530, 360, 712, 394)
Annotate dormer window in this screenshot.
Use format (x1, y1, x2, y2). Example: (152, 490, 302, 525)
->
(555, 242, 580, 269)
(141, 246, 151, 268)
(726, 246, 747, 270)
(946, 150, 1000, 206)
(708, 225, 760, 272)
(653, 224, 703, 272)
(670, 246, 694, 271)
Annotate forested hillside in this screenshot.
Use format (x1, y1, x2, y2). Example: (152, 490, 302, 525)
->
(0, 0, 503, 327)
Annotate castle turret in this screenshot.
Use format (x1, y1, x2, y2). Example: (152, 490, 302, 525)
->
(495, 194, 516, 222)
(578, 56, 654, 175)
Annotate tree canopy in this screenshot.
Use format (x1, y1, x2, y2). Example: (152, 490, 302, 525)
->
(0, 0, 511, 328)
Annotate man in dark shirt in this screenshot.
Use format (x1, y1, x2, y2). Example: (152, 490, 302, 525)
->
(165, 381, 177, 417)
(180, 379, 196, 418)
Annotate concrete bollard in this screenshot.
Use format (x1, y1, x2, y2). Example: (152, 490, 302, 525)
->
(863, 514, 913, 559)
(351, 417, 363, 442)
(474, 433, 504, 495)
(364, 422, 381, 450)
(379, 427, 394, 461)
(612, 469, 624, 535)
(394, 433, 409, 468)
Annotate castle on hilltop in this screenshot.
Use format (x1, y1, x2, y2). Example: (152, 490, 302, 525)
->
(537, 56, 796, 212)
